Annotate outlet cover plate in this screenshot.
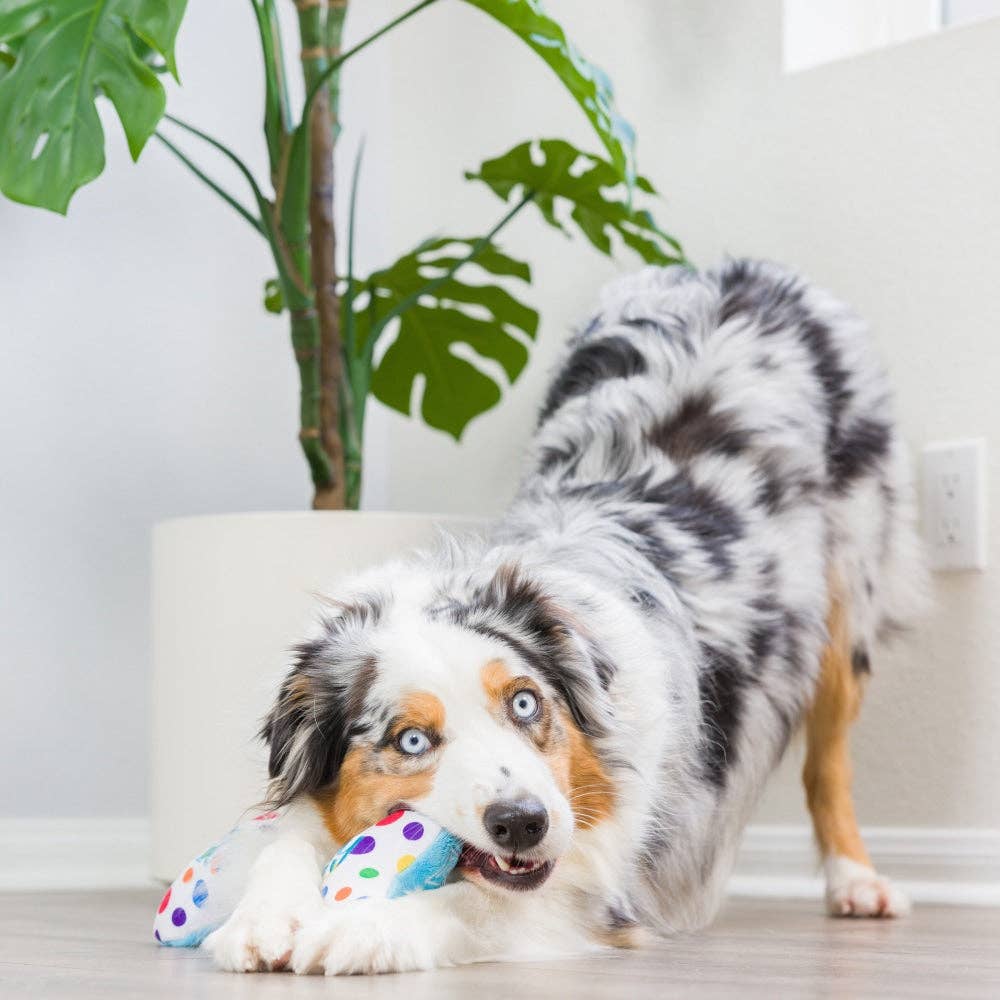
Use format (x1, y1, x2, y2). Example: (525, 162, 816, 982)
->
(921, 438, 988, 571)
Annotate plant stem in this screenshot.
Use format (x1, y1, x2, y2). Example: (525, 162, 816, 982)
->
(250, 0, 291, 178)
(161, 114, 268, 207)
(325, 0, 348, 135)
(266, 1, 294, 132)
(175, 0, 434, 509)
(295, 0, 348, 511)
(343, 354, 368, 509)
(289, 304, 334, 489)
(158, 110, 337, 498)
(153, 131, 264, 234)
(339, 140, 366, 509)
(324, 0, 355, 504)
(303, 0, 440, 118)
(343, 138, 365, 358)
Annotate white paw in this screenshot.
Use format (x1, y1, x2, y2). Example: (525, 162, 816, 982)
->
(205, 895, 322, 972)
(291, 898, 442, 976)
(824, 856, 911, 918)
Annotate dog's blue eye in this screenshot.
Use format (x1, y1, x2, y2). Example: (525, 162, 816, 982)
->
(398, 728, 432, 755)
(510, 690, 539, 721)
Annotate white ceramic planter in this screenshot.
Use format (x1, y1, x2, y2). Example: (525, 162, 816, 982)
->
(150, 511, 480, 881)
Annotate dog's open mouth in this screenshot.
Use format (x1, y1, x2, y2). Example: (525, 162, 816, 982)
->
(458, 844, 554, 891)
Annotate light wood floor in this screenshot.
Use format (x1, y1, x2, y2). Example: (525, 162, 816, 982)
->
(0, 891, 997, 999)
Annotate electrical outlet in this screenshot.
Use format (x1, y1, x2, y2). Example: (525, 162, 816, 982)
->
(921, 438, 988, 571)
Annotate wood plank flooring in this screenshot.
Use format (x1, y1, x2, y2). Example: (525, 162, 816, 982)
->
(0, 890, 997, 999)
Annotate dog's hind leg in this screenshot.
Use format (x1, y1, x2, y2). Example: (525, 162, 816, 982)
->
(802, 570, 910, 918)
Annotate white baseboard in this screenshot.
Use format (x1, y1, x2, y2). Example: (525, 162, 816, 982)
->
(0, 818, 153, 891)
(732, 824, 1000, 906)
(1, 819, 997, 906)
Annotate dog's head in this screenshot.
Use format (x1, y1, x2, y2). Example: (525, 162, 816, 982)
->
(262, 562, 615, 893)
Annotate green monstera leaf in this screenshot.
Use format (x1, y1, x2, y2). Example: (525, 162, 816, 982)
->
(461, 0, 636, 188)
(0, 0, 188, 213)
(0, 40, 16, 81)
(351, 237, 538, 440)
(467, 139, 685, 265)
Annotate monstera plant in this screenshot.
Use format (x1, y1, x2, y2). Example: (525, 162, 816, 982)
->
(0, 0, 683, 509)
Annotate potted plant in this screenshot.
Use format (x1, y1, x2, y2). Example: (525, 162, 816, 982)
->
(0, 0, 683, 875)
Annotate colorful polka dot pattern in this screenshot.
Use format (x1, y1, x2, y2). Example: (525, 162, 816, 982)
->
(153, 807, 460, 948)
(192, 879, 209, 908)
(319, 809, 462, 905)
(153, 808, 283, 948)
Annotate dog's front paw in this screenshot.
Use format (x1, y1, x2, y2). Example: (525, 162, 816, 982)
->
(205, 895, 322, 972)
(824, 856, 911, 918)
(291, 899, 443, 976)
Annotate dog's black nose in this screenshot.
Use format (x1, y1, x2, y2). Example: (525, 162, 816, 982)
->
(483, 797, 549, 851)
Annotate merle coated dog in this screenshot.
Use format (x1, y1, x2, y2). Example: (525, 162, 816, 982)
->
(205, 260, 923, 975)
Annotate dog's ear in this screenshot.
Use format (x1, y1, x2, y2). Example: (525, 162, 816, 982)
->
(261, 641, 351, 805)
(456, 563, 616, 738)
(261, 597, 383, 805)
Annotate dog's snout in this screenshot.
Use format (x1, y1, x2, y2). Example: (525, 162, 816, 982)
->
(483, 796, 549, 851)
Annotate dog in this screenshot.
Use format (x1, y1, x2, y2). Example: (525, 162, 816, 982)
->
(205, 260, 925, 975)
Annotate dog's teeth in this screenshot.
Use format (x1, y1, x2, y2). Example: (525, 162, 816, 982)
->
(509, 860, 542, 874)
(491, 855, 546, 875)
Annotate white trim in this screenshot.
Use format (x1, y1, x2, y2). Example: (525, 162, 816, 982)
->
(0, 818, 153, 891)
(732, 824, 1000, 906)
(1, 819, 997, 905)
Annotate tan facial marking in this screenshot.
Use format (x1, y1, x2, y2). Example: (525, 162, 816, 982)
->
(313, 749, 434, 843)
(480, 659, 513, 705)
(397, 690, 446, 735)
(314, 689, 444, 844)
(552, 709, 615, 829)
(482, 661, 552, 746)
(482, 658, 614, 828)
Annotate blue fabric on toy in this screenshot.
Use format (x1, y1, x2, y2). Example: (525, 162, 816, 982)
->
(388, 825, 462, 898)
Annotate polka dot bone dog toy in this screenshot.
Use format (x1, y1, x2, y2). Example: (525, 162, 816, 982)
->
(154, 809, 462, 947)
(319, 809, 462, 903)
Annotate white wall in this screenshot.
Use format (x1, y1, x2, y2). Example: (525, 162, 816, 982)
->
(946, 0, 1000, 26)
(2, 0, 998, 835)
(379, 0, 1000, 830)
(782, 0, 1000, 72)
(0, 1, 392, 817)
(783, 0, 941, 72)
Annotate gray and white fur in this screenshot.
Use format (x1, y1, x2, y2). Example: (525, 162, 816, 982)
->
(206, 260, 923, 975)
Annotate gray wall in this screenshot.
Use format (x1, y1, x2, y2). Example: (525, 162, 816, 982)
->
(3, 0, 999, 830)
(0, 1, 391, 817)
(380, 0, 1000, 829)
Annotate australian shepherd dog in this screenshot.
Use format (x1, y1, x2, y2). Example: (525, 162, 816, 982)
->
(206, 260, 924, 975)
